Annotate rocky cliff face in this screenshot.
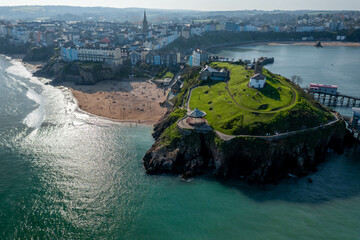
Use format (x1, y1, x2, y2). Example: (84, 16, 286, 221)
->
(143, 119, 350, 184)
(23, 47, 54, 62)
(34, 60, 122, 85)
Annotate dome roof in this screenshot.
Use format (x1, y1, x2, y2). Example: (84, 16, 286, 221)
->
(188, 108, 206, 118)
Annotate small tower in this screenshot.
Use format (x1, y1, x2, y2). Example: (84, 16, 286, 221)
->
(254, 60, 263, 75)
(142, 10, 149, 36)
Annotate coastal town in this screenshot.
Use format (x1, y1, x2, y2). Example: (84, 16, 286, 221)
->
(1, 9, 360, 67)
(0, 7, 359, 176)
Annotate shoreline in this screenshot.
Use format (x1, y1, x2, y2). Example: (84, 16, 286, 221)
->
(207, 40, 360, 52)
(7, 55, 168, 126)
(267, 41, 360, 47)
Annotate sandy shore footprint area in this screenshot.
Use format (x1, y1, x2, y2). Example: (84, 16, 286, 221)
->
(69, 80, 169, 125)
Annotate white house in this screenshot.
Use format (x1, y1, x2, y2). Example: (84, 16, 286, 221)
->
(191, 51, 201, 66)
(249, 73, 266, 88)
(77, 47, 122, 65)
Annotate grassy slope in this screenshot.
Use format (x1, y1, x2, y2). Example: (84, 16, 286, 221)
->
(189, 62, 333, 135)
(160, 109, 187, 147)
(214, 62, 294, 111)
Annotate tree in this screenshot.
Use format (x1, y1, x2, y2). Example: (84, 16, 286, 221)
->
(291, 75, 303, 85)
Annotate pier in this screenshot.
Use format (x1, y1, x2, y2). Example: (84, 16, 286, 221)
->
(305, 89, 360, 107)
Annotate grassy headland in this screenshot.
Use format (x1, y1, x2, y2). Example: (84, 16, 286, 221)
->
(188, 62, 334, 135)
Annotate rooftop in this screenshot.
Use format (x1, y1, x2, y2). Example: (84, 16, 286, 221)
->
(251, 73, 266, 80)
(188, 108, 206, 118)
(310, 83, 338, 89)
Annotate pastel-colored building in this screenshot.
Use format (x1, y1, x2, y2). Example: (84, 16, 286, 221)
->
(61, 45, 79, 61)
(189, 49, 208, 67)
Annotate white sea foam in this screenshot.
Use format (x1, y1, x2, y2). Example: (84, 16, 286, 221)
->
(22, 89, 45, 129)
(4, 57, 120, 129)
(6, 60, 33, 79)
(4, 59, 46, 129)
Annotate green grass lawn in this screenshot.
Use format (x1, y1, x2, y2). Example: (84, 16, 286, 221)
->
(189, 62, 333, 135)
(163, 71, 174, 79)
(155, 68, 175, 79)
(212, 62, 295, 111)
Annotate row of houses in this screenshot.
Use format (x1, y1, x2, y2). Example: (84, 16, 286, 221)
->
(61, 43, 182, 67)
(61, 45, 128, 65)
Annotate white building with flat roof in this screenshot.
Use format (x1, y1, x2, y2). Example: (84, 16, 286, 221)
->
(77, 47, 122, 65)
(249, 74, 266, 88)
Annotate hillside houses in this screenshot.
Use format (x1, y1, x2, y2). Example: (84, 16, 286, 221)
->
(1, 10, 360, 69)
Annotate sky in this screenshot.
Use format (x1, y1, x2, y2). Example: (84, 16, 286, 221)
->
(1, 0, 360, 11)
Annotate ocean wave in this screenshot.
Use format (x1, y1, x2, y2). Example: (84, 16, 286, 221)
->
(4, 57, 127, 129)
(3, 59, 45, 129)
(22, 89, 45, 129)
(6, 60, 33, 79)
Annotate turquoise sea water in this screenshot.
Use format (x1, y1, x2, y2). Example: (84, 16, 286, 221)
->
(0, 46, 360, 239)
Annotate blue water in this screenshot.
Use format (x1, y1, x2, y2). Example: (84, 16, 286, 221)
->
(0, 47, 360, 240)
(211, 44, 360, 116)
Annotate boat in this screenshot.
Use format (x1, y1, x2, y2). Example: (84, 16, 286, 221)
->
(314, 41, 323, 48)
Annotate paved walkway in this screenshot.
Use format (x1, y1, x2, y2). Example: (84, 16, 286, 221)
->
(177, 112, 340, 142)
(213, 112, 340, 141)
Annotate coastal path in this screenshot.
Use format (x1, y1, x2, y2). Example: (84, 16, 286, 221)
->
(177, 110, 341, 142)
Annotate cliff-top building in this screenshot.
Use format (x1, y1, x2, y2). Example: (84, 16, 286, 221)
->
(250, 60, 266, 89)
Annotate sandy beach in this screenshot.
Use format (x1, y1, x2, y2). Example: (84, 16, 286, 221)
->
(67, 80, 169, 125)
(12, 57, 169, 125)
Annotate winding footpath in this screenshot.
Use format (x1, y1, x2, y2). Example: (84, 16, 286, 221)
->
(213, 112, 340, 141)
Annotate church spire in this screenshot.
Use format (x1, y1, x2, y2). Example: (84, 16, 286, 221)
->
(142, 10, 149, 35)
(143, 10, 147, 22)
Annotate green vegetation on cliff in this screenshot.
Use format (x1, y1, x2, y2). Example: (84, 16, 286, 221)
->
(189, 62, 334, 135)
(23, 46, 55, 62)
(159, 109, 187, 147)
(171, 66, 201, 108)
(145, 63, 346, 183)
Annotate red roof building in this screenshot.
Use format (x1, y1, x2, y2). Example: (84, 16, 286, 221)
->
(309, 83, 338, 95)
